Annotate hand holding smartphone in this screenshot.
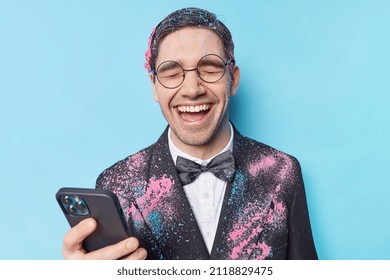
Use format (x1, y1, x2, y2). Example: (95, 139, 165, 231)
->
(56, 187, 132, 252)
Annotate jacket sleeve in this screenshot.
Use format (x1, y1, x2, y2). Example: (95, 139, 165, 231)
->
(287, 160, 318, 260)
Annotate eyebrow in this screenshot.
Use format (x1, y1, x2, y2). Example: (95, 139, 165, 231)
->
(158, 61, 180, 72)
(199, 59, 225, 68)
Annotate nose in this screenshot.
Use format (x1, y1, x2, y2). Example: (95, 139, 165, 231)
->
(181, 69, 205, 98)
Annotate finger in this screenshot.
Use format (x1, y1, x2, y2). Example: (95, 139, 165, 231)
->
(62, 218, 97, 258)
(86, 237, 143, 260)
(122, 247, 148, 260)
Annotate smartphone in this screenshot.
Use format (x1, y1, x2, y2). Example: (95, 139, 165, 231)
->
(56, 187, 131, 252)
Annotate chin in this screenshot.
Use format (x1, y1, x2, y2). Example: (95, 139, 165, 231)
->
(175, 130, 213, 147)
(169, 112, 229, 148)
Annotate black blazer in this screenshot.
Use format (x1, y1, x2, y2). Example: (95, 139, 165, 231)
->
(96, 126, 317, 260)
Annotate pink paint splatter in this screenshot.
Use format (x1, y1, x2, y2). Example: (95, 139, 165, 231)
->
(254, 242, 271, 260)
(230, 228, 263, 259)
(275, 152, 293, 181)
(135, 175, 175, 221)
(272, 185, 285, 214)
(228, 201, 271, 259)
(228, 221, 272, 260)
(144, 27, 156, 72)
(229, 207, 264, 241)
(274, 201, 286, 214)
(248, 156, 276, 177)
(128, 203, 141, 221)
(128, 151, 147, 170)
(265, 185, 286, 224)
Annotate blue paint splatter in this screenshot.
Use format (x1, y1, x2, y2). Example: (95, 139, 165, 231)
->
(229, 171, 246, 205)
(148, 211, 164, 240)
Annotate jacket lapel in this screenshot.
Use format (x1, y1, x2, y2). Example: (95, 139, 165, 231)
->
(210, 129, 274, 260)
(133, 128, 209, 259)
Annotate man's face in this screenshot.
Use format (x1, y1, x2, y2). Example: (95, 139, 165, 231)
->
(150, 27, 239, 152)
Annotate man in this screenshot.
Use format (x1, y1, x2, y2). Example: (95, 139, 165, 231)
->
(62, 7, 317, 260)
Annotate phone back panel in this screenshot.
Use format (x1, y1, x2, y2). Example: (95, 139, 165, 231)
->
(56, 187, 130, 252)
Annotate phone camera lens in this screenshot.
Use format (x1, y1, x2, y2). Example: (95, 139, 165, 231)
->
(77, 201, 89, 215)
(61, 195, 72, 205)
(75, 201, 83, 210)
(67, 205, 77, 214)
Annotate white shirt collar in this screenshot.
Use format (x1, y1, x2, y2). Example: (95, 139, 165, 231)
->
(168, 122, 234, 166)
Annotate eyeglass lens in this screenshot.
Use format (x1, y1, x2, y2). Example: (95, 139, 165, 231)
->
(156, 54, 227, 89)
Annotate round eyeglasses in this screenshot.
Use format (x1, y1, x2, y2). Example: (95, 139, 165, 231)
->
(152, 54, 234, 89)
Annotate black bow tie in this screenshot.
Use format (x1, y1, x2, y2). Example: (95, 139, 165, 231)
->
(176, 150, 235, 185)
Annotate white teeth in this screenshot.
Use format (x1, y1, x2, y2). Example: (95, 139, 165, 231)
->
(177, 104, 211, 113)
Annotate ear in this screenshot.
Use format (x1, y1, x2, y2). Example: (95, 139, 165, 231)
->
(229, 66, 240, 96)
(149, 73, 159, 102)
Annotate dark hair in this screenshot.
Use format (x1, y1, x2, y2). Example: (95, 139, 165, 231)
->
(144, 7, 235, 72)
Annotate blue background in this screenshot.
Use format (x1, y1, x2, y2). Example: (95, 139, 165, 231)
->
(1, 0, 389, 260)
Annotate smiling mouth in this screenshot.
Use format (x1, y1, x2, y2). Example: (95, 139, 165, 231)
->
(177, 104, 211, 113)
(176, 104, 211, 122)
